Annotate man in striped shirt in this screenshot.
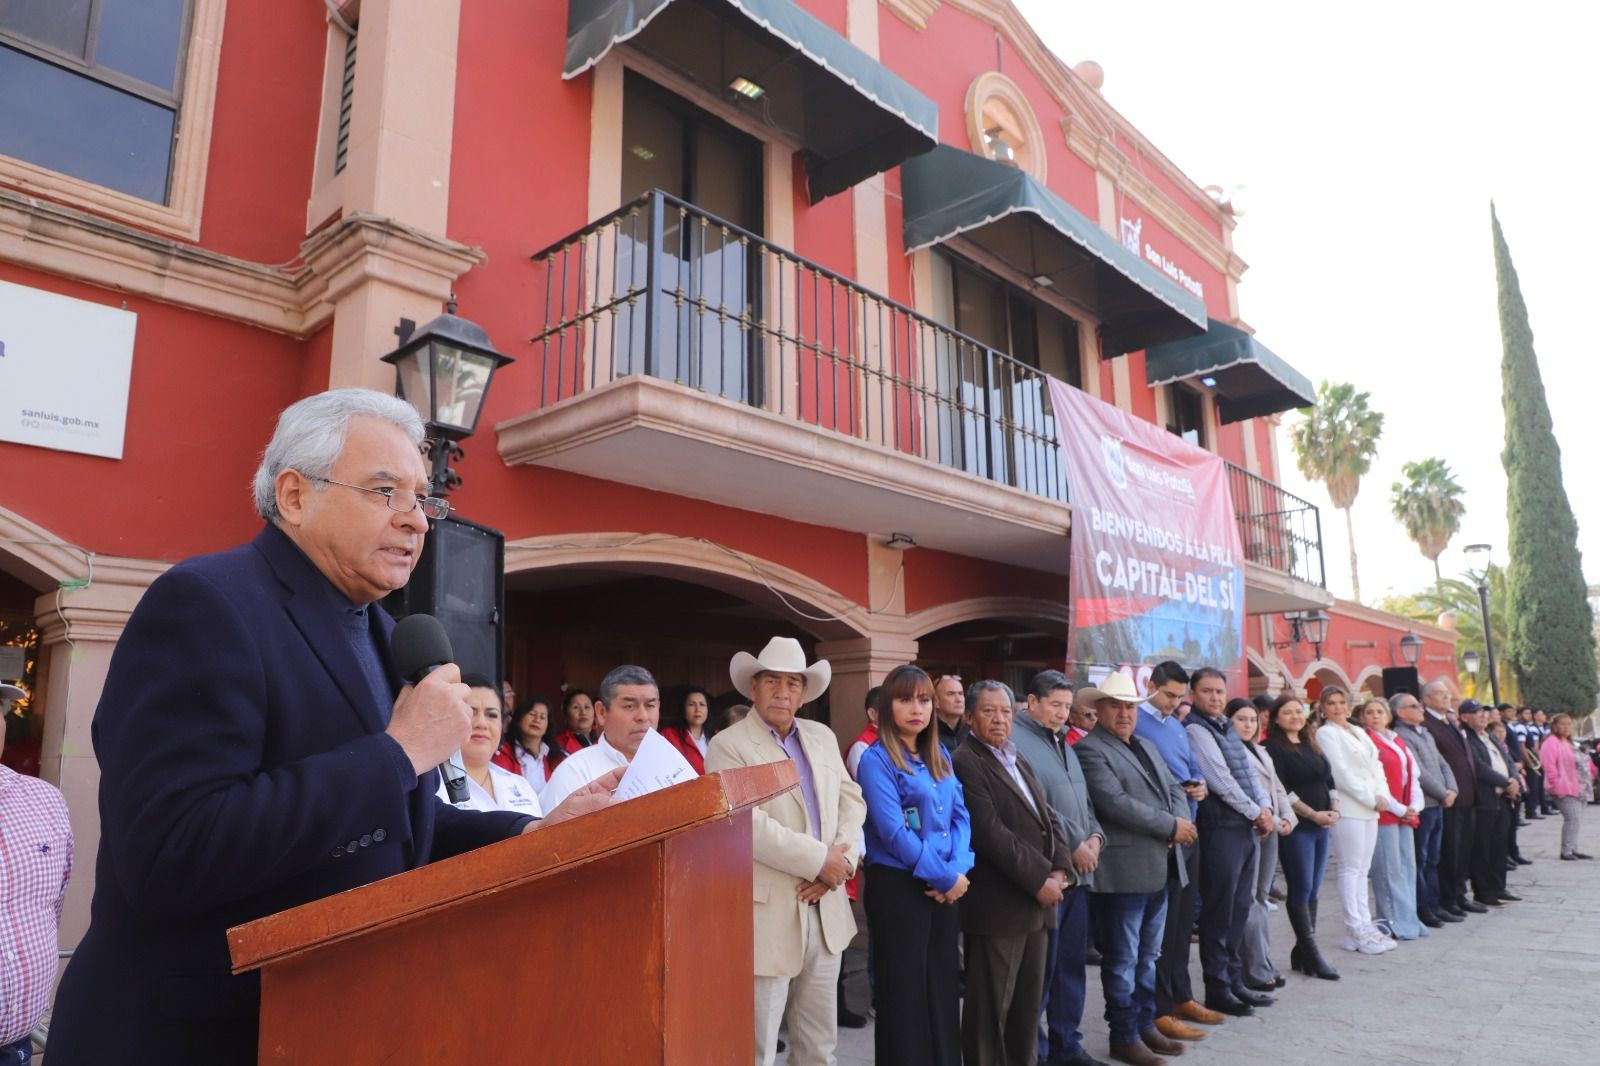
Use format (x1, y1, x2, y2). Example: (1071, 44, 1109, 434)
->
(0, 684, 72, 1066)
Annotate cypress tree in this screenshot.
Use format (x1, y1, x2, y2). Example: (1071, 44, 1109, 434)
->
(1493, 206, 1597, 712)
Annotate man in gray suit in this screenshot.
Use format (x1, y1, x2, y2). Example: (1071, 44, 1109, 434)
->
(1074, 673, 1197, 1066)
(1014, 670, 1108, 1066)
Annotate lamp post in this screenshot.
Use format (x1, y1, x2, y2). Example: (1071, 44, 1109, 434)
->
(1463, 543, 1500, 706)
(380, 298, 514, 496)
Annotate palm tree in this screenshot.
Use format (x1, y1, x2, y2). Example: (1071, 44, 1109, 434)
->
(1291, 381, 1385, 602)
(1390, 457, 1467, 584)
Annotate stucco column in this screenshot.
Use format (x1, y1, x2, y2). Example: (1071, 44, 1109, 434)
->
(815, 633, 920, 748)
(34, 557, 166, 948)
(310, 0, 482, 391)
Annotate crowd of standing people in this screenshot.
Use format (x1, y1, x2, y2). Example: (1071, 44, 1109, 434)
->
(462, 638, 1596, 1066)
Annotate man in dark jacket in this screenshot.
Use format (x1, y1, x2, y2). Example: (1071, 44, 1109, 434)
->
(48, 390, 618, 1064)
(1462, 702, 1521, 905)
(1419, 683, 1482, 917)
(955, 681, 1074, 1066)
(1014, 670, 1106, 1066)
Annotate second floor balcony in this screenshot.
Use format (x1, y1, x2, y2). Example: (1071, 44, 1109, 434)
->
(496, 190, 1325, 603)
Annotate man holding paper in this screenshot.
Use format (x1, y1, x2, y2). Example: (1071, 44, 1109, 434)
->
(706, 637, 866, 1066)
(540, 665, 680, 807)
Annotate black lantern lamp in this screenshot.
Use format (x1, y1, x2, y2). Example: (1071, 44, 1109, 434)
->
(381, 298, 513, 497)
(1462, 649, 1481, 676)
(1399, 631, 1423, 666)
(1274, 607, 1331, 659)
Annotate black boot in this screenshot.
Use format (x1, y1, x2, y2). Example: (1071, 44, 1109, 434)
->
(1287, 902, 1339, 980)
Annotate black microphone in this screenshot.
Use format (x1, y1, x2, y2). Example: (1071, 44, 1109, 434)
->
(390, 614, 470, 804)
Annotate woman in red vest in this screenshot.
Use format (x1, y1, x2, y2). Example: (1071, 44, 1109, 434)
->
(660, 686, 712, 775)
(548, 688, 597, 755)
(1361, 697, 1425, 941)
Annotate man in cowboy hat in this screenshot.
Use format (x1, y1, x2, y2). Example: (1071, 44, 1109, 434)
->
(705, 637, 866, 1066)
(1073, 672, 1196, 1066)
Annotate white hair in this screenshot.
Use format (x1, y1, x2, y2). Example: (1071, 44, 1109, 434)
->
(251, 389, 423, 521)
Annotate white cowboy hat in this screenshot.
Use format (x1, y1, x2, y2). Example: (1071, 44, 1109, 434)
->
(730, 637, 832, 703)
(0, 683, 23, 703)
(1076, 672, 1140, 707)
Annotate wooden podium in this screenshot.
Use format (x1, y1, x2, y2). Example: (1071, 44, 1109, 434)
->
(228, 763, 797, 1064)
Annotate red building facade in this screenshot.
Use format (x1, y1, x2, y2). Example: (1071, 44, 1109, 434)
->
(0, 0, 1450, 946)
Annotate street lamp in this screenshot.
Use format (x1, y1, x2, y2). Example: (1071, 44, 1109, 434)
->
(381, 298, 514, 496)
(1275, 608, 1331, 659)
(1398, 631, 1422, 666)
(1462, 648, 1481, 677)
(1462, 543, 1500, 706)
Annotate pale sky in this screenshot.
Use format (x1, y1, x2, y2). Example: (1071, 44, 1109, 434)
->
(1016, 0, 1600, 603)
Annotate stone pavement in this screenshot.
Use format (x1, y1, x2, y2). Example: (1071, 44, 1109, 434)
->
(781, 810, 1600, 1066)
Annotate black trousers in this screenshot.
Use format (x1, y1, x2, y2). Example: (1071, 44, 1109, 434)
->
(1506, 796, 1523, 860)
(865, 864, 961, 1066)
(1154, 842, 1199, 1015)
(1470, 803, 1509, 902)
(1195, 824, 1255, 996)
(1439, 804, 1475, 906)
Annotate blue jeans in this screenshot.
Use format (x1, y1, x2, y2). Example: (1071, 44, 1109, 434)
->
(1370, 822, 1423, 938)
(1038, 886, 1090, 1060)
(1090, 890, 1167, 1046)
(1278, 821, 1329, 906)
(0, 1038, 32, 1065)
(1414, 806, 1444, 913)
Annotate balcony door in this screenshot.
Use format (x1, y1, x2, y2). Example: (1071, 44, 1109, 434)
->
(931, 253, 1078, 495)
(620, 73, 763, 404)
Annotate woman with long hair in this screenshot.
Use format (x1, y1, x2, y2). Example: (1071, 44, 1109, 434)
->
(548, 688, 596, 755)
(1263, 694, 1339, 979)
(660, 685, 713, 775)
(1227, 698, 1295, 991)
(1543, 714, 1594, 859)
(1314, 686, 1395, 954)
(1360, 697, 1425, 941)
(857, 664, 973, 1066)
(503, 695, 561, 792)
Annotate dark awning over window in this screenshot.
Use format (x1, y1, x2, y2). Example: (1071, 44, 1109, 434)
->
(900, 145, 1206, 357)
(565, 0, 938, 202)
(1145, 318, 1314, 423)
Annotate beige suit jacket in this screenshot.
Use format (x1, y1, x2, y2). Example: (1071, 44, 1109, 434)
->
(705, 711, 866, 978)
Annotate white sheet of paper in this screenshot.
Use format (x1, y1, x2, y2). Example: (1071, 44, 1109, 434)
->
(614, 728, 697, 801)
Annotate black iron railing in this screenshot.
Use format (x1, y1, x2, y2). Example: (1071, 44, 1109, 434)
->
(529, 190, 1066, 502)
(1226, 462, 1326, 588)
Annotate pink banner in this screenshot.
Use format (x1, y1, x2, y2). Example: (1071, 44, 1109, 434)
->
(1048, 379, 1246, 691)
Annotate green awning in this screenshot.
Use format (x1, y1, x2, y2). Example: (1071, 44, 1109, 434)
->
(1145, 318, 1314, 423)
(565, 0, 938, 202)
(900, 145, 1206, 357)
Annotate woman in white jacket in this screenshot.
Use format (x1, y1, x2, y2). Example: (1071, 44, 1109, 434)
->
(1314, 687, 1395, 954)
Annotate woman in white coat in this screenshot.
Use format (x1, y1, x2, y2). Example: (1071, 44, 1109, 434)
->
(1228, 698, 1296, 990)
(436, 675, 545, 818)
(1314, 686, 1395, 954)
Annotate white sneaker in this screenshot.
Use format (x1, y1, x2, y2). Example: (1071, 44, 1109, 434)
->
(1360, 925, 1397, 953)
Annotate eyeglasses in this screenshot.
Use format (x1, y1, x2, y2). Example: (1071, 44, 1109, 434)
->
(309, 477, 450, 520)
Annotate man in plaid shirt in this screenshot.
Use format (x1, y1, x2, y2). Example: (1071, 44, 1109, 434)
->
(0, 683, 72, 1066)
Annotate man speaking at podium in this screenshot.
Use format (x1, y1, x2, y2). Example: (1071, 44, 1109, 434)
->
(49, 390, 619, 1065)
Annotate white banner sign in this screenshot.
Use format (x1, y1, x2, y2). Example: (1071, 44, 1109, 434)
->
(0, 279, 136, 459)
